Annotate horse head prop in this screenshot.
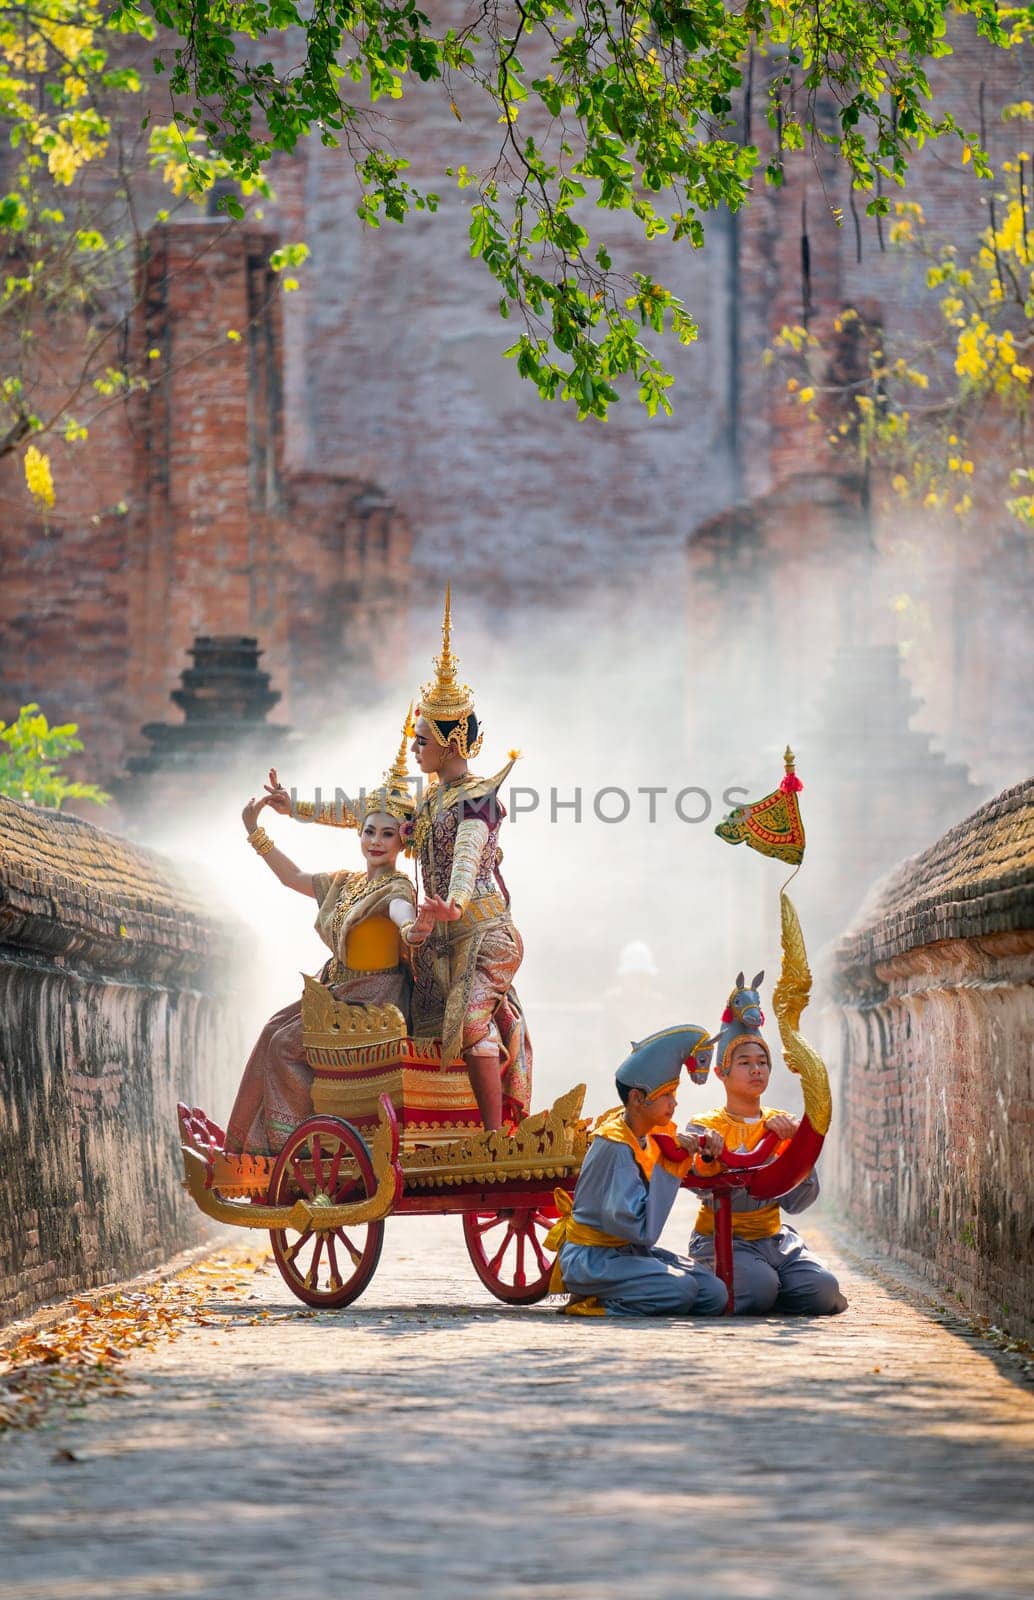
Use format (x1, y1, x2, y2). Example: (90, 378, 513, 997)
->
(683, 1023, 721, 1085)
(710, 972, 767, 1079)
(723, 971, 765, 1031)
(626, 1022, 720, 1087)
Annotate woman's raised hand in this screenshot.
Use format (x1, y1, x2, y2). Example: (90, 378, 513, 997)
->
(242, 795, 269, 834)
(263, 767, 292, 815)
(421, 894, 463, 924)
(407, 902, 439, 944)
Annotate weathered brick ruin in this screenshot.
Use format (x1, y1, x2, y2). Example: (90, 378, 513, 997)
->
(0, 15, 1030, 802)
(0, 796, 246, 1323)
(828, 779, 1034, 1341)
(0, 219, 411, 787)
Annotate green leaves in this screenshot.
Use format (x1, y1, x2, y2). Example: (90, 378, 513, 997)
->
(138, 1, 1010, 417)
(0, 704, 111, 810)
(3, 0, 1016, 424)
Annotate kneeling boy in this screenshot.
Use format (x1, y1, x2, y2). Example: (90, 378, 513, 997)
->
(548, 1027, 727, 1317)
(688, 1029, 846, 1315)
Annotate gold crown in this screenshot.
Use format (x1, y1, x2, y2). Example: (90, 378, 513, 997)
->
(417, 586, 483, 758)
(348, 706, 417, 830)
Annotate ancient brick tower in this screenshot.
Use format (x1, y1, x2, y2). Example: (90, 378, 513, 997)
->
(0, 219, 411, 790)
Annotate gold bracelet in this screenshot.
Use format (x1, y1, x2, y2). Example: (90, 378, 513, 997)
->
(247, 826, 275, 857)
(400, 919, 427, 947)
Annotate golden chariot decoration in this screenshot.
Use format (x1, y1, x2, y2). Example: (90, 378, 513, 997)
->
(300, 977, 588, 1178)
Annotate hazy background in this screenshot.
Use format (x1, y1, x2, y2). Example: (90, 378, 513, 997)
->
(150, 521, 1030, 1131)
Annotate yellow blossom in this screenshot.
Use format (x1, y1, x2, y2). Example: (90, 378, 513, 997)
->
(24, 445, 55, 509)
(955, 322, 991, 382)
(798, 386, 815, 403)
(891, 474, 909, 496)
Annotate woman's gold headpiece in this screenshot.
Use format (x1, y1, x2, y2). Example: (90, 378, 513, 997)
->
(417, 586, 483, 758)
(349, 706, 417, 835)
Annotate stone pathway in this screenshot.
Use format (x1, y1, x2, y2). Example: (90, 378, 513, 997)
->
(1, 1199, 1032, 1600)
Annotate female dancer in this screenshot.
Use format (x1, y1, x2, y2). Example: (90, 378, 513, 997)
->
(225, 736, 434, 1154)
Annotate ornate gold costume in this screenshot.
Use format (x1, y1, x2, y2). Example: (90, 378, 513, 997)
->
(294, 708, 418, 843)
(409, 763, 531, 1119)
(227, 717, 418, 1155)
(416, 587, 484, 758)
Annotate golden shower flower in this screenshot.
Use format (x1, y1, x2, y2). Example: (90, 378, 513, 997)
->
(23, 446, 55, 510)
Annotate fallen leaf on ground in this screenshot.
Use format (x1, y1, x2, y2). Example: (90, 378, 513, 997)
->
(0, 1252, 268, 1436)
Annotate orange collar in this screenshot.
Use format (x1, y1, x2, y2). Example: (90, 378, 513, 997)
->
(591, 1106, 679, 1180)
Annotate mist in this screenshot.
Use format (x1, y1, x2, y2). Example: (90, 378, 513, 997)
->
(139, 510, 1030, 1137)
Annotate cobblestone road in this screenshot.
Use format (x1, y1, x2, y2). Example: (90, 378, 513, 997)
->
(1, 1199, 1032, 1600)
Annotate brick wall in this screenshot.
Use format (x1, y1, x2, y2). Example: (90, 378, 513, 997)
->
(827, 779, 1034, 1341)
(0, 796, 247, 1324)
(0, 220, 411, 786)
(0, 14, 1030, 798)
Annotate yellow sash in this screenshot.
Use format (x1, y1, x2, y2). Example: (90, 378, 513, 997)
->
(543, 1188, 626, 1294)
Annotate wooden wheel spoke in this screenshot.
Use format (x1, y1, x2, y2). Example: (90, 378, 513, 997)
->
(285, 1226, 314, 1265)
(473, 1214, 505, 1237)
(311, 1134, 325, 1188)
(325, 1235, 342, 1290)
(334, 1227, 364, 1267)
(325, 1140, 345, 1198)
(305, 1234, 325, 1287)
(486, 1223, 517, 1275)
(528, 1226, 550, 1277)
(513, 1229, 527, 1289)
(289, 1154, 315, 1199)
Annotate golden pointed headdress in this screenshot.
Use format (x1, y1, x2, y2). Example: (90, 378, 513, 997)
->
(416, 586, 483, 759)
(346, 706, 418, 837)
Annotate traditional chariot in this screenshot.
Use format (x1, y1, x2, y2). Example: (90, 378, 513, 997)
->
(179, 590, 831, 1316)
(179, 982, 590, 1308)
(178, 889, 829, 1314)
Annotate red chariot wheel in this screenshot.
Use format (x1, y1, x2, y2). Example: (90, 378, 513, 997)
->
(462, 1207, 557, 1304)
(268, 1116, 384, 1309)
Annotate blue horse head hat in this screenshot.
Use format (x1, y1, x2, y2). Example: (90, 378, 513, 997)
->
(616, 1023, 720, 1099)
(713, 971, 772, 1077)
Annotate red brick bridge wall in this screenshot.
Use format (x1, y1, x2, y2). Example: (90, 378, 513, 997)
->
(828, 779, 1034, 1341)
(0, 797, 247, 1324)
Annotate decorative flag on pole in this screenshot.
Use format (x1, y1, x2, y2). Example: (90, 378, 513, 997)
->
(714, 747, 806, 866)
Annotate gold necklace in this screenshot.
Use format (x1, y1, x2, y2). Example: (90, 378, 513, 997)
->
(330, 870, 394, 944)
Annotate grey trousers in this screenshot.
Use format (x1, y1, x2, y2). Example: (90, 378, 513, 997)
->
(688, 1226, 843, 1315)
(560, 1243, 729, 1317)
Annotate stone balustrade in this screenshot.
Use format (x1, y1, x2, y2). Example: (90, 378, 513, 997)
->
(829, 778, 1034, 1340)
(0, 796, 246, 1324)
